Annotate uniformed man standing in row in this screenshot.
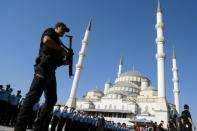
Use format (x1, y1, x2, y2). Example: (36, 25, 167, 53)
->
(0, 85, 6, 124)
(0, 84, 13, 125)
(6, 89, 22, 126)
(57, 105, 68, 131)
(51, 105, 61, 131)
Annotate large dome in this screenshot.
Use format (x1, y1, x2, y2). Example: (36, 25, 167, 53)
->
(121, 70, 146, 77)
(115, 70, 150, 87)
(113, 81, 138, 88)
(86, 87, 104, 99)
(106, 81, 140, 96)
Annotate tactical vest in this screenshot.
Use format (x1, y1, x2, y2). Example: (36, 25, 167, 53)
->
(35, 28, 64, 72)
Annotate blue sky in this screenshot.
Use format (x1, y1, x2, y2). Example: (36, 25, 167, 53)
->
(0, 0, 196, 124)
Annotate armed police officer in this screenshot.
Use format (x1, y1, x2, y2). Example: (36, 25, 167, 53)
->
(181, 104, 196, 131)
(15, 22, 71, 131)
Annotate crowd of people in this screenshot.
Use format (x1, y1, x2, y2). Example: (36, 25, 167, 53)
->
(49, 105, 129, 131)
(0, 84, 196, 131)
(0, 84, 130, 130)
(0, 84, 22, 127)
(132, 104, 196, 131)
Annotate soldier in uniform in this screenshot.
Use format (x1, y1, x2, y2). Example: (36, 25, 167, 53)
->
(0, 85, 5, 124)
(50, 104, 61, 131)
(1, 85, 12, 125)
(181, 104, 195, 131)
(14, 22, 71, 131)
(96, 114, 105, 131)
(6, 90, 22, 126)
(57, 105, 68, 131)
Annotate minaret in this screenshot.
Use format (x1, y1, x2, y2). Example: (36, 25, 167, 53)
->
(155, 0, 166, 98)
(172, 48, 180, 113)
(66, 18, 92, 108)
(117, 57, 123, 77)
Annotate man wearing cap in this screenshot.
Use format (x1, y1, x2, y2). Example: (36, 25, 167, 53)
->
(0, 85, 6, 124)
(15, 22, 71, 131)
(6, 89, 22, 126)
(181, 104, 196, 131)
(0, 84, 12, 125)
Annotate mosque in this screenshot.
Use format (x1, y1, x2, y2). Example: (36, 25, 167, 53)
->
(66, 0, 180, 127)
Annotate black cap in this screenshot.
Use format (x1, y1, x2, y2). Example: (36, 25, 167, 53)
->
(6, 84, 11, 87)
(55, 22, 70, 32)
(184, 104, 189, 109)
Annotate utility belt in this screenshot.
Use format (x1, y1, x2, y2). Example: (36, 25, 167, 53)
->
(35, 54, 52, 67)
(34, 53, 63, 78)
(35, 52, 64, 67)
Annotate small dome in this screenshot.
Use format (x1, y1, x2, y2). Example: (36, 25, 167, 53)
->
(105, 80, 112, 84)
(89, 86, 104, 94)
(89, 88, 103, 94)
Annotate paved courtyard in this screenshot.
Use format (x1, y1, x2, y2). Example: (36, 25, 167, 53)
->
(0, 126, 32, 131)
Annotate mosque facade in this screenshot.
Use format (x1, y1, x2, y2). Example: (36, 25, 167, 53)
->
(68, 0, 180, 126)
(76, 67, 175, 126)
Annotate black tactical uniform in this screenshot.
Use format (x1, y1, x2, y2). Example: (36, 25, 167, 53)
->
(182, 110, 192, 131)
(15, 25, 69, 131)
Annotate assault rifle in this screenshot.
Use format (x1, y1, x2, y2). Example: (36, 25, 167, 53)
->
(60, 35, 74, 78)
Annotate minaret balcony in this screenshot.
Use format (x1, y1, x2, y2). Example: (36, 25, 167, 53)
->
(155, 53, 166, 59)
(155, 22, 164, 29)
(172, 68, 178, 72)
(76, 64, 83, 69)
(155, 37, 165, 43)
(79, 51, 86, 57)
(172, 78, 179, 82)
(82, 39, 89, 44)
(173, 89, 180, 94)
